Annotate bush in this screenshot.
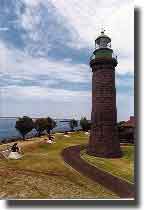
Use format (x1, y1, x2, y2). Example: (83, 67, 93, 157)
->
(46, 117, 57, 135)
(117, 122, 135, 143)
(35, 118, 48, 136)
(69, 119, 78, 131)
(80, 117, 91, 131)
(15, 116, 34, 140)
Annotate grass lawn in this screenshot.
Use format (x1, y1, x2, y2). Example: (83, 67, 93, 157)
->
(81, 145, 134, 184)
(0, 132, 118, 199)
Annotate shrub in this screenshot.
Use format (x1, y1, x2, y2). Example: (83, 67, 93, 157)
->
(46, 117, 57, 135)
(69, 119, 78, 131)
(15, 116, 34, 140)
(35, 118, 48, 136)
(80, 117, 91, 131)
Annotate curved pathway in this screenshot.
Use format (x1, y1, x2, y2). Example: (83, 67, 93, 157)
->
(62, 144, 135, 198)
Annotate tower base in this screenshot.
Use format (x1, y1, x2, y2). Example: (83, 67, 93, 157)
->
(87, 147, 122, 158)
(87, 133, 122, 158)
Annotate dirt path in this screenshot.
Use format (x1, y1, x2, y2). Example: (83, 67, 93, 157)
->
(0, 166, 66, 178)
(62, 144, 135, 198)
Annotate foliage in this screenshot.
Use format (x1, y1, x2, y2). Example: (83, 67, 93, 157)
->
(46, 117, 57, 134)
(69, 119, 78, 131)
(80, 117, 91, 131)
(34, 118, 48, 136)
(117, 121, 125, 127)
(15, 116, 34, 140)
(117, 122, 134, 143)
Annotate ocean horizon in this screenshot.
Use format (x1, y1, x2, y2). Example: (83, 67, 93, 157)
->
(0, 118, 81, 141)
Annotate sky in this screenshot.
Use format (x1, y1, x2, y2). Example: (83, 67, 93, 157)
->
(0, 0, 134, 121)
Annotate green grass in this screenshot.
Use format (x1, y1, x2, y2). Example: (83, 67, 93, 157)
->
(0, 132, 118, 199)
(81, 146, 134, 184)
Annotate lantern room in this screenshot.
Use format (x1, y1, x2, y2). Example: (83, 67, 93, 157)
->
(95, 30, 111, 49)
(90, 30, 115, 61)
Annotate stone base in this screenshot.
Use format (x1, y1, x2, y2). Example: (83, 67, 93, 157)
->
(87, 140, 122, 158)
(87, 148, 122, 158)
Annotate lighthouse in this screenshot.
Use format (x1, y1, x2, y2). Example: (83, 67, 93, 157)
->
(88, 30, 121, 158)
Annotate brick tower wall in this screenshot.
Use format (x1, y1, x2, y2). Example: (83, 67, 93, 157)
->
(88, 58, 121, 157)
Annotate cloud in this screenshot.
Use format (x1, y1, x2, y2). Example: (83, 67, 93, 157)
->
(0, 39, 91, 110)
(0, 0, 134, 119)
(1, 96, 91, 119)
(15, 0, 134, 75)
(14, 0, 77, 57)
(117, 93, 134, 121)
(50, 0, 134, 74)
(22, 0, 43, 7)
(50, 0, 133, 48)
(116, 56, 134, 75)
(2, 85, 91, 102)
(0, 40, 91, 84)
(0, 0, 134, 74)
(116, 73, 134, 90)
(0, 27, 9, 31)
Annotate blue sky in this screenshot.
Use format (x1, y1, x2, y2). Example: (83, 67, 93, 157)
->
(0, 0, 134, 121)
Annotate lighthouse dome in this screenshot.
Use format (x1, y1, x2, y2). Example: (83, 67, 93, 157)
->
(95, 30, 111, 48)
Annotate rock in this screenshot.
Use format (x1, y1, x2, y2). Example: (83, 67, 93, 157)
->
(8, 152, 23, 159)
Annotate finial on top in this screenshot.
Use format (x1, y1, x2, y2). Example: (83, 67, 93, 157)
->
(101, 28, 105, 35)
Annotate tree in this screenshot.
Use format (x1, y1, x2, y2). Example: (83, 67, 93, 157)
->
(80, 117, 91, 131)
(69, 119, 78, 131)
(34, 118, 48, 136)
(117, 121, 134, 143)
(15, 116, 34, 140)
(117, 121, 126, 134)
(46, 117, 57, 135)
(117, 121, 125, 128)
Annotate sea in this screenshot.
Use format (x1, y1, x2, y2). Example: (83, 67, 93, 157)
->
(0, 118, 81, 142)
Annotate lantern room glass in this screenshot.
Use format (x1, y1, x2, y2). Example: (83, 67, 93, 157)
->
(95, 41, 111, 49)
